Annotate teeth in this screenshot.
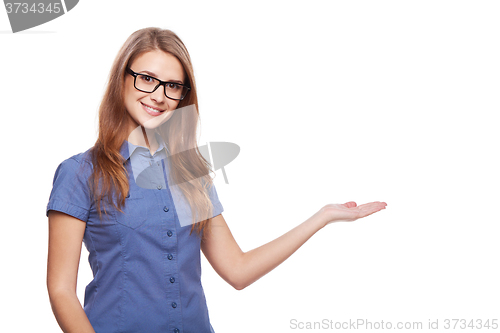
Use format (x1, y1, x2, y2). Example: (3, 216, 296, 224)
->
(144, 104, 162, 113)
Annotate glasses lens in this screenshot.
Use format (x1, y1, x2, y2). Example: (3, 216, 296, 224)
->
(135, 74, 159, 93)
(165, 83, 189, 100)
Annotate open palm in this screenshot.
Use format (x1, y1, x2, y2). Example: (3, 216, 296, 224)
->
(322, 201, 387, 226)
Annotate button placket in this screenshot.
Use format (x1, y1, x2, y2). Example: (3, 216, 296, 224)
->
(120, 140, 194, 331)
(156, 171, 182, 333)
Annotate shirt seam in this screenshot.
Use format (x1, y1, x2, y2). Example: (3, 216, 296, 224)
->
(84, 228, 100, 320)
(46, 199, 89, 221)
(116, 220, 127, 333)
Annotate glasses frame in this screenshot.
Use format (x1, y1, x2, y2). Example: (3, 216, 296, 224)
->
(126, 67, 191, 101)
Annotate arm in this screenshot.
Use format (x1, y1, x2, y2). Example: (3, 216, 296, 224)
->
(201, 201, 387, 290)
(47, 211, 96, 333)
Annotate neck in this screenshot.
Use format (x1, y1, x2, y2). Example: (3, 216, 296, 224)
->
(127, 125, 159, 155)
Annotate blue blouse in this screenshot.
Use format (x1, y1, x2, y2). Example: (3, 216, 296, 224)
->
(46, 137, 223, 333)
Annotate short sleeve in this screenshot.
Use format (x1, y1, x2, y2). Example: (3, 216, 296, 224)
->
(169, 178, 224, 228)
(208, 182, 224, 218)
(46, 156, 93, 222)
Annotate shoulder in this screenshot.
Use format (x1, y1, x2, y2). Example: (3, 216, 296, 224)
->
(52, 148, 94, 181)
(47, 148, 96, 219)
(66, 147, 93, 166)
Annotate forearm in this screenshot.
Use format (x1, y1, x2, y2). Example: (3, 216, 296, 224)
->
(49, 290, 95, 333)
(235, 209, 326, 290)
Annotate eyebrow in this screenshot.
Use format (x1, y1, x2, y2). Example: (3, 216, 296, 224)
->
(139, 70, 184, 84)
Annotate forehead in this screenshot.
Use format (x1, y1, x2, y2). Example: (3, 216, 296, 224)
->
(130, 50, 185, 81)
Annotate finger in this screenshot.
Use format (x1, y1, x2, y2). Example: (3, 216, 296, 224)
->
(344, 201, 357, 208)
(357, 201, 387, 209)
(358, 202, 387, 217)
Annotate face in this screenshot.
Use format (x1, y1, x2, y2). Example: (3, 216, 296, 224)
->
(123, 50, 186, 132)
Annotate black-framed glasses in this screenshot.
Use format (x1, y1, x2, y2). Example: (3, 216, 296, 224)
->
(126, 68, 191, 101)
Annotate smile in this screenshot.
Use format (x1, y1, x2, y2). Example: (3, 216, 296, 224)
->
(141, 102, 165, 116)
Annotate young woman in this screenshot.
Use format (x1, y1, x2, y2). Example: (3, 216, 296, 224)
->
(46, 27, 387, 333)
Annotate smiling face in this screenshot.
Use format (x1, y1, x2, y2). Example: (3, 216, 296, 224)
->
(123, 50, 186, 133)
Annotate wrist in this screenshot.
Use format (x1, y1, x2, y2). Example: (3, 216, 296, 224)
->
(312, 206, 329, 230)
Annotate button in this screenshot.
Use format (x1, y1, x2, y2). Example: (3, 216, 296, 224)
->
(171, 302, 177, 308)
(167, 253, 173, 260)
(157, 185, 162, 190)
(173, 328, 180, 333)
(170, 277, 175, 283)
(163, 206, 169, 212)
(167, 230, 173, 237)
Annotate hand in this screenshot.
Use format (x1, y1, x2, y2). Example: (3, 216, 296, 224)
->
(321, 201, 387, 227)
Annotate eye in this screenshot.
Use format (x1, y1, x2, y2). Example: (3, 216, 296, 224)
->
(167, 83, 181, 90)
(139, 75, 155, 83)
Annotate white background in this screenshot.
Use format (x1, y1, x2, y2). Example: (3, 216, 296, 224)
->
(1, 1, 499, 332)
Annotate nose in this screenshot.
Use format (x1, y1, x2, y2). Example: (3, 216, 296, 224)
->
(150, 84, 166, 103)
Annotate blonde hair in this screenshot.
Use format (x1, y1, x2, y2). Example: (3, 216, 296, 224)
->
(90, 27, 215, 237)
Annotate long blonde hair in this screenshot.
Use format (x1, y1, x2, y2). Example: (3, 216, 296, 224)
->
(90, 27, 215, 237)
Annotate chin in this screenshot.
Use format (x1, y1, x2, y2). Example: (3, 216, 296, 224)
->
(142, 112, 174, 129)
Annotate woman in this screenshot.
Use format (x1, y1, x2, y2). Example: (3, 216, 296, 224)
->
(46, 27, 387, 333)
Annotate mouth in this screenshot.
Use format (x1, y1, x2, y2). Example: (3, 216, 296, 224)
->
(141, 102, 165, 116)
